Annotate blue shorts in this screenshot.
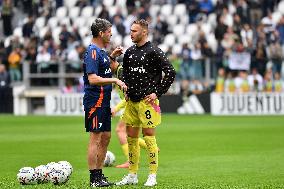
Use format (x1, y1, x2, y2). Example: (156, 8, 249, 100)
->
(85, 107, 111, 132)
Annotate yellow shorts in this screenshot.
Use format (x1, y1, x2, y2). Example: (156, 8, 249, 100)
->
(122, 99, 161, 128)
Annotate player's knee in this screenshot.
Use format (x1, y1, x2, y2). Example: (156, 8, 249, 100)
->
(101, 133, 111, 144)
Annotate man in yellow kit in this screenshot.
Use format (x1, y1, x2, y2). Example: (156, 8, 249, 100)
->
(112, 66, 147, 169)
(116, 19, 176, 187)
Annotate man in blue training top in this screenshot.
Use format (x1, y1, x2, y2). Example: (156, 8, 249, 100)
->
(83, 18, 127, 187)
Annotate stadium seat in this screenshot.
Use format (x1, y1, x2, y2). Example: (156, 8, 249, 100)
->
(59, 17, 71, 27)
(207, 13, 217, 28)
(64, 0, 77, 8)
(164, 34, 176, 46)
(68, 6, 80, 19)
(13, 27, 23, 37)
(278, 0, 284, 14)
(56, 7, 68, 19)
(103, 0, 114, 7)
(47, 17, 58, 29)
(39, 26, 48, 38)
(179, 16, 189, 25)
(83, 35, 92, 47)
(52, 26, 62, 45)
(173, 24, 185, 36)
(158, 43, 169, 52)
(272, 11, 282, 24)
(201, 23, 212, 35)
(172, 44, 182, 55)
(173, 4, 186, 17)
(206, 33, 218, 52)
(113, 35, 123, 46)
(167, 15, 178, 27)
(177, 34, 191, 45)
(123, 35, 133, 48)
(108, 6, 118, 18)
(79, 26, 89, 38)
(88, 16, 97, 27)
(73, 17, 86, 28)
(160, 4, 173, 17)
(94, 5, 102, 16)
(149, 5, 160, 18)
(81, 6, 94, 18)
(186, 24, 198, 37)
(35, 17, 46, 29)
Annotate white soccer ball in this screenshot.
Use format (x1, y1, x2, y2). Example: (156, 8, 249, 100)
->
(48, 169, 69, 185)
(46, 162, 60, 181)
(104, 151, 115, 167)
(58, 161, 73, 176)
(17, 167, 37, 185)
(34, 165, 49, 183)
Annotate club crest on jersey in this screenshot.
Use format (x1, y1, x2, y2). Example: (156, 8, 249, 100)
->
(105, 68, 111, 74)
(130, 66, 146, 73)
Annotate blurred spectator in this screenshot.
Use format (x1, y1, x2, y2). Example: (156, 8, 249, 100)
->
(247, 0, 263, 27)
(261, 11, 275, 40)
(98, 4, 110, 20)
(186, 0, 200, 23)
(36, 45, 51, 72)
(168, 48, 182, 80)
(263, 70, 273, 92)
(215, 67, 225, 92)
(251, 41, 267, 75)
(39, 0, 53, 19)
(0, 41, 8, 68)
(199, 0, 213, 15)
(1, 0, 13, 36)
(179, 44, 191, 97)
(232, 13, 242, 36)
(273, 72, 283, 92)
(221, 27, 238, 49)
(8, 47, 22, 81)
(190, 42, 203, 79)
(0, 64, 10, 88)
(22, 15, 34, 38)
(236, 0, 249, 24)
(113, 15, 126, 37)
(155, 15, 169, 37)
(225, 71, 236, 92)
(248, 68, 263, 91)
(240, 23, 253, 47)
(61, 79, 76, 93)
(235, 71, 250, 92)
(189, 79, 204, 94)
(67, 44, 84, 72)
(267, 39, 283, 73)
(276, 16, 284, 45)
(215, 15, 228, 42)
(59, 25, 71, 50)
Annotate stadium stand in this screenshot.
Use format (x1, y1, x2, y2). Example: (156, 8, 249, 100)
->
(0, 0, 284, 114)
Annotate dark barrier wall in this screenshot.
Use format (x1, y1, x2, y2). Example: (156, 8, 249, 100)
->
(159, 95, 183, 113)
(0, 87, 13, 113)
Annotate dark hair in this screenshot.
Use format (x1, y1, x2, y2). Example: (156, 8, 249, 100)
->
(132, 19, 148, 30)
(91, 18, 112, 37)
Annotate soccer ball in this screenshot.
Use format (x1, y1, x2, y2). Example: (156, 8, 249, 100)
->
(17, 167, 37, 185)
(58, 161, 73, 176)
(48, 169, 69, 185)
(104, 151, 115, 167)
(46, 162, 60, 181)
(34, 165, 49, 183)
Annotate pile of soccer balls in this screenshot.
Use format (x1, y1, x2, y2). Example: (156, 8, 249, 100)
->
(17, 161, 72, 185)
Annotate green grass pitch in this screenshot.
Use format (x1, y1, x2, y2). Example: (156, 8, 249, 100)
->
(0, 114, 284, 188)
